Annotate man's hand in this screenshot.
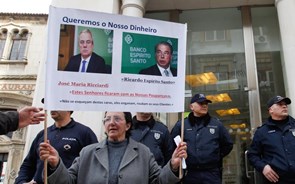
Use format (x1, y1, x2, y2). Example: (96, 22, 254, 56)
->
(18, 106, 45, 129)
(262, 164, 279, 183)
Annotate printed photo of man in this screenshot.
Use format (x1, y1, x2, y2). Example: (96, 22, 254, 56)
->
(139, 41, 177, 77)
(63, 29, 111, 74)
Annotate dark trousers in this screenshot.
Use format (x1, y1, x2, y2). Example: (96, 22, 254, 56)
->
(182, 168, 221, 184)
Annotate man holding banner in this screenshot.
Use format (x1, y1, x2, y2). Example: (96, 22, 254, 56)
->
(169, 93, 233, 184)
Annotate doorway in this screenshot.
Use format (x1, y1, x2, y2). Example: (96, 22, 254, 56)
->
(180, 6, 284, 184)
(145, 5, 285, 184)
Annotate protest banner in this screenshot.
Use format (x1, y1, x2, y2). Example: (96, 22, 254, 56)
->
(45, 6, 187, 112)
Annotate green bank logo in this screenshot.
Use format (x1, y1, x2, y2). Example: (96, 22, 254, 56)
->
(124, 34, 133, 44)
(104, 29, 112, 35)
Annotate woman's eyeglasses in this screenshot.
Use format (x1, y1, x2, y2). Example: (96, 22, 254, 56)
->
(103, 116, 124, 124)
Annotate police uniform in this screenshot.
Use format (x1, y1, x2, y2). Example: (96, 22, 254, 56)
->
(131, 116, 171, 167)
(247, 116, 295, 184)
(169, 112, 233, 184)
(15, 118, 98, 184)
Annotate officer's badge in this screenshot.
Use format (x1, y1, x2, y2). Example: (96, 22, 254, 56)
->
(154, 132, 160, 140)
(64, 144, 71, 150)
(290, 129, 295, 137)
(209, 128, 215, 134)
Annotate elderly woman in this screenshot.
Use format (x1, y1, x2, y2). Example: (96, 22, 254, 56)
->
(40, 112, 187, 184)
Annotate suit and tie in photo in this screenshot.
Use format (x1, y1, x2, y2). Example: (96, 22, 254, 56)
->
(139, 41, 177, 77)
(139, 64, 177, 77)
(64, 53, 111, 73)
(63, 28, 111, 74)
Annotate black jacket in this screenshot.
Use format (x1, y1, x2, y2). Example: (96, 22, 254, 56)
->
(15, 119, 98, 184)
(0, 111, 18, 135)
(170, 112, 233, 170)
(139, 64, 177, 77)
(248, 116, 295, 182)
(131, 116, 171, 166)
(64, 52, 111, 74)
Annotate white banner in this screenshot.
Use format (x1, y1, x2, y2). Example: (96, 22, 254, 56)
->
(45, 6, 187, 112)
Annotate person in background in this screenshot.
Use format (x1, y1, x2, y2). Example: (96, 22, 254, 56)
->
(0, 106, 44, 135)
(39, 111, 187, 184)
(15, 104, 98, 184)
(139, 41, 177, 77)
(64, 28, 111, 74)
(131, 112, 171, 167)
(248, 95, 295, 184)
(169, 93, 233, 184)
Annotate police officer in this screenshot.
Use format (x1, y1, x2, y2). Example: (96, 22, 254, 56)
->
(169, 93, 233, 184)
(131, 112, 171, 167)
(15, 107, 98, 184)
(248, 95, 295, 184)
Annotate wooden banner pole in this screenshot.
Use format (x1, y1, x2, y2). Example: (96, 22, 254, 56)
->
(179, 112, 185, 179)
(43, 110, 48, 184)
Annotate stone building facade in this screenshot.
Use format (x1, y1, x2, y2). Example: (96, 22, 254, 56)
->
(0, 13, 47, 184)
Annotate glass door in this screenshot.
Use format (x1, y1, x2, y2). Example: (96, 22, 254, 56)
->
(185, 53, 252, 184)
(146, 5, 285, 184)
(181, 8, 254, 184)
(180, 6, 285, 184)
(244, 6, 286, 184)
